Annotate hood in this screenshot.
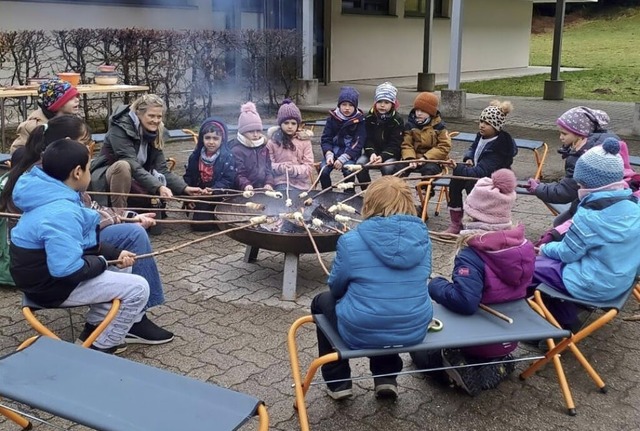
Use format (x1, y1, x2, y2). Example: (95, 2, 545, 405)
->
(358, 215, 430, 269)
(197, 116, 229, 152)
(13, 166, 82, 212)
(109, 104, 139, 141)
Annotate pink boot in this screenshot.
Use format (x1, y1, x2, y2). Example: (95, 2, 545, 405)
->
(443, 208, 463, 234)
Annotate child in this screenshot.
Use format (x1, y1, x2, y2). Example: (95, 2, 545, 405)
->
(319, 86, 366, 190)
(229, 102, 274, 191)
(526, 106, 618, 226)
(10, 139, 150, 354)
(533, 140, 640, 329)
(310, 176, 433, 400)
(356, 82, 404, 188)
(10, 79, 80, 153)
(266, 99, 314, 193)
(184, 117, 236, 230)
(401, 92, 451, 178)
(443, 100, 516, 234)
(422, 169, 534, 396)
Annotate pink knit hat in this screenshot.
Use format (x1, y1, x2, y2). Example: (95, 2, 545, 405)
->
(237, 101, 263, 135)
(464, 169, 517, 225)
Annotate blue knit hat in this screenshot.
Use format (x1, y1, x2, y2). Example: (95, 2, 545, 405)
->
(374, 82, 397, 103)
(573, 138, 624, 189)
(337, 86, 359, 108)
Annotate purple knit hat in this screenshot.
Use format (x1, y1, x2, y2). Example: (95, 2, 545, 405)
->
(464, 169, 517, 225)
(277, 99, 302, 125)
(337, 86, 359, 108)
(237, 101, 263, 135)
(556, 106, 610, 137)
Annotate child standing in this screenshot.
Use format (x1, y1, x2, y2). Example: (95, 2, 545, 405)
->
(266, 100, 314, 193)
(319, 87, 366, 190)
(10, 139, 150, 354)
(356, 82, 404, 188)
(533, 140, 640, 329)
(421, 169, 534, 396)
(310, 176, 433, 400)
(401, 92, 451, 177)
(443, 100, 517, 234)
(229, 102, 274, 191)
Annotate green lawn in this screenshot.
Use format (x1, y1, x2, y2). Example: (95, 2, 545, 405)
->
(438, 7, 640, 102)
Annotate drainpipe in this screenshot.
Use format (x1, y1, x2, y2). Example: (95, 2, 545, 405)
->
(543, 0, 566, 100)
(417, 0, 435, 91)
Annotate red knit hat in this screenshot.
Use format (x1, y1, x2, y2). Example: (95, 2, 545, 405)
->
(38, 79, 79, 113)
(413, 92, 439, 116)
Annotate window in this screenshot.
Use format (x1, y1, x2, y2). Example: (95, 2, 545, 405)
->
(404, 0, 449, 18)
(0, 0, 195, 7)
(342, 0, 390, 15)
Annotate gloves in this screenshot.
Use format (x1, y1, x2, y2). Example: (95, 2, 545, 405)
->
(325, 151, 334, 165)
(526, 178, 540, 193)
(337, 154, 350, 165)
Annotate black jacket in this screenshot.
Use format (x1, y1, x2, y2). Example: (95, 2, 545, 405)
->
(363, 108, 404, 161)
(453, 130, 517, 178)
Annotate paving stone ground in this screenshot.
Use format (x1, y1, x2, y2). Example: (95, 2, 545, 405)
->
(1, 113, 639, 430)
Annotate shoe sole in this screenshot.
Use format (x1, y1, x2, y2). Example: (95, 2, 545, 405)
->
(326, 388, 353, 401)
(124, 334, 175, 345)
(374, 384, 398, 400)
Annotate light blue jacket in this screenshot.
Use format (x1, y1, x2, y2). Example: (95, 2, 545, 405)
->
(329, 214, 433, 349)
(541, 189, 640, 301)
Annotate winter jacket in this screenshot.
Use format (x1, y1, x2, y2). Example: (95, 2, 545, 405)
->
(10, 108, 50, 154)
(401, 110, 451, 161)
(9, 166, 121, 307)
(363, 108, 404, 161)
(534, 131, 618, 204)
(266, 127, 314, 190)
(0, 173, 14, 286)
(330, 214, 433, 349)
(453, 131, 518, 178)
(229, 137, 274, 190)
(183, 117, 236, 190)
(90, 104, 187, 205)
(320, 109, 366, 161)
(541, 188, 640, 302)
(429, 224, 535, 357)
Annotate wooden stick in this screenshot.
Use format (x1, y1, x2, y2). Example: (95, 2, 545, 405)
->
(364, 159, 451, 168)
(122, 207, 262, 217)
(312, 161, 373, 200)
(120, 218, 254, 225)
(301, 222, 330, 276)
(285, 169, 291, 203)
(0, 211, 20, 219)
(401, 174, 482, 182)
(87, 190, 263, 209)
(479, 304, 514, 324)
(305, 164, 325, 194)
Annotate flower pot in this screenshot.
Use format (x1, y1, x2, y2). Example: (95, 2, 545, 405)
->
(57, 72, 81, 87)
(94, 71, 118, 85)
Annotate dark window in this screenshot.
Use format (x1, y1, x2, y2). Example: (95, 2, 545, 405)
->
(404, 0, 446, 18)
(0, 0, 195, 6)
(342, 0, 390, 15)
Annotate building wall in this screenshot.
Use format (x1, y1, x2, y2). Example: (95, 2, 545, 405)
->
(329, 0, 533, 81)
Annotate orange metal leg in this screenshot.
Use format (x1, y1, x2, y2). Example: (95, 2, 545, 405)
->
(0, 404, 32, 430)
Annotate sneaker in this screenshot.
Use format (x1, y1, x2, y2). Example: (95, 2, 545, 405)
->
(125, 315, 174, 345)
(76, 322, 98, 343)
(326, 382, 353, 401)
(90, 343, 128, 355)
(476, 355, 515, 390)
(373, 376, 398, 400)
(441, 349, 482, 396)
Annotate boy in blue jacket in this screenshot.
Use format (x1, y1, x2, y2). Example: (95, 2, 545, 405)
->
(310, 176, 433, 401)
(10, 139, 149, 354)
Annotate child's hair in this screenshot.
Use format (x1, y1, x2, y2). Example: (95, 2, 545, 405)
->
(362, 176, 417, 219)
(479, 100, 513, 132)
(0, 115, 89, 211)
(276, 130, 295, 151)
(42, 139, 89, 182)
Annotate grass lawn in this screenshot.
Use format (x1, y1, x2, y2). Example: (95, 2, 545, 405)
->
(438, 7, 640, 102)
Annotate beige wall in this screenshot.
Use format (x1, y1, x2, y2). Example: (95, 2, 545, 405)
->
(329, 0, 533, 81)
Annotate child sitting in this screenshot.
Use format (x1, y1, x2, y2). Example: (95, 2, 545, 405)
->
(184, 117, 236, 230)
(10, 139, 150, 354)
(418, 169, 534, 396)
(229, 102, 274, 191)
(401, 92, 451, 178)
(310, 176, 433, 401)
(356, 82, 404, 189)
(319, 86, 366, 190)
(266, 100, 314, 193)
(443, 100, 517, 234)
(533, 139, 640, 330)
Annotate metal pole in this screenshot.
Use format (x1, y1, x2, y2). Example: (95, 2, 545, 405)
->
(550, 0, 566, 81)
(422, 0, 434, 73)
(448, 0, 463, 90)
(301, 0, 313, 80)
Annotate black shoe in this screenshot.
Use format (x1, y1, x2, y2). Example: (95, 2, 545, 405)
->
(125, 315, 174, 345)
(373, 376, 398, 400)
(476, 355, 515, 390)
(90, 343, 127, 355)
(148, 223, 163, 235)
(410, 350, 450, 386)
(77, 322, 98, 343)
(441, 349, 482, 396)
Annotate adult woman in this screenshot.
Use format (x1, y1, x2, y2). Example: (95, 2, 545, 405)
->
(90, 94, 204, 208)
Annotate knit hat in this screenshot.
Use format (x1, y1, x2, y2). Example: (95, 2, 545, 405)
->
(38, 79, 79, 112)
(479, 100, 513, 132)
(374, 81, 397, 104)
(556, 106, 610, 138)
(277, 99, 302, 126)
(337, 86, 359, 108)
(413, 92, 439, 116)
(237, 101, 263, 135)
(573, 138, 624, 189)
(464, 169, 517, 225)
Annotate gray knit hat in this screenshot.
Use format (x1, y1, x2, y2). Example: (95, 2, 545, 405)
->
(374, 82, 397, 103)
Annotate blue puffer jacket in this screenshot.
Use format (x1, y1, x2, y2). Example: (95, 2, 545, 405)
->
(541, 188, 640, 301)
(329, 215, 433, 349)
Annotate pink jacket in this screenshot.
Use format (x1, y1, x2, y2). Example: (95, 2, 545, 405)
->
(266, 127, 314, 190)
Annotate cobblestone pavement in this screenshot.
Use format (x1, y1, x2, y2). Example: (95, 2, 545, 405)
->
(1, 121, 640, 430)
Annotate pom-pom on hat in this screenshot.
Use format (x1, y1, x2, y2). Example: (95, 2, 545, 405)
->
(479, 100, 513, 132)
(237, 101, 263, 135)
(38, 79, 79, 113)
(374, 81, 398, 104)
(337, 86, 359, 108)
(573, 138, 624, 189)
(413, 92, 439, 116)
(277, 99, 302, 126)
(556, 106, 610, 138)
(464, 169, 517, 225)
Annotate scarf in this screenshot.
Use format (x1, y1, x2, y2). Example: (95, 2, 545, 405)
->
(577, 180, 627, 200)
(333, 107, 356, 122)
(237, 133, 265, 148)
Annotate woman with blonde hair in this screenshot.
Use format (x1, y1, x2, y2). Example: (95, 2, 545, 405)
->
(310, 175, 433, 401)
(90, 94, 203, 209)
